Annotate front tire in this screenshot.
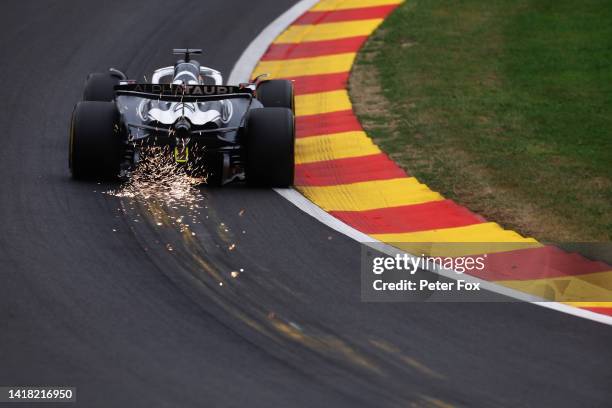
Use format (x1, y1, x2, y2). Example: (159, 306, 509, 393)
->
(69, 101, 122, 180)
(255, 80, 294, 112)
(83, 73, 119, 102)
(245, 108, 295, 187)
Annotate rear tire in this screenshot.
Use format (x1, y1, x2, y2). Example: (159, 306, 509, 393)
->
(245, 108, 295, 187)
(69, 101, 122, 180)
(83, 73, 118, 102)
(256, 80, 294, 112)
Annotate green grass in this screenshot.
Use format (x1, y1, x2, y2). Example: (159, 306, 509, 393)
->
(349, 0, 612, 241)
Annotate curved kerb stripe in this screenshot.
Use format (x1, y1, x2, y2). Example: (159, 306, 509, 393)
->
(250, 0, 612, 318)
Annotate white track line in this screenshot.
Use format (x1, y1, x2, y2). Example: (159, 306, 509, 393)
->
(228, 0, 320, 85)
(229, 1, 612, 327)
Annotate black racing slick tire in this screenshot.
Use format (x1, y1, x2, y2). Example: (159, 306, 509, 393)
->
(69, 101, 122, 180)
(245, 108, 295, 187)
(255, 80, 294, 112)
(83, 73, 119, 101)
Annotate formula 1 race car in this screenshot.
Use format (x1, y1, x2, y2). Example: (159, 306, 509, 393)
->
(69, 49, 295, 186)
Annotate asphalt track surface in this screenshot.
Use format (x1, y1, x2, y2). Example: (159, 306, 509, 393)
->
(0, 1, 611, 407)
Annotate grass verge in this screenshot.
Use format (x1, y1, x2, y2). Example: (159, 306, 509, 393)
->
(349, 0, 611, 241)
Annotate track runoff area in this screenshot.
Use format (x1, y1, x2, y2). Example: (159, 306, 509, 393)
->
(231, 0, 612, 324)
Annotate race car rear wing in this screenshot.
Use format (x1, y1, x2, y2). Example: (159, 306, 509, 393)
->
(173, 48, 202, 62)
(114, 84, 253, 102)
